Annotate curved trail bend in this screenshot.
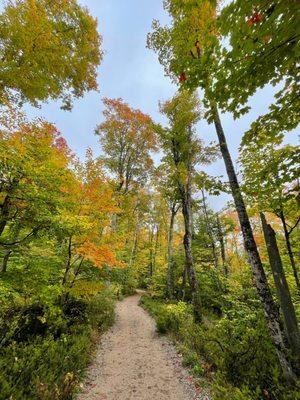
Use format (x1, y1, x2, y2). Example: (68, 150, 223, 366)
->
(77, 294, 208, 400)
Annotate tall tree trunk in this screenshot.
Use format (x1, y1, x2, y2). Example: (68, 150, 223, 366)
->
(167, 203, 179, 298)
(149, 226, 154, 277)
(129, 214, 140, 269)
(279, 210, 300, 292)
(62, 237, 72, 285)
(181, 266, 188, 301)
(0, 179, 19, 237)
(201, 189, 218, 268)
(68, 257, 84, 290)
(1, 249, 12, 273)
(233, 235, 241, 262)
(217, 214, 228, 276)
(64, 257, 84, 302)
(175, 127, 202, 322)
(153, 226, 159, 274)
(181, 196, 202, 321)
(0, 195, 11, 237)
(212, 106, 296, 381)
(261, 213, 300, 373)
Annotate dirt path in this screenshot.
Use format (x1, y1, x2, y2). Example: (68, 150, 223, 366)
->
(77, 294, 209, 400)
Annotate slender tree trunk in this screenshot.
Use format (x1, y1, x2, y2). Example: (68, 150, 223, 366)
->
(217, 215, 228, 276)
(279, 210, 300, 292)
(62, 237, 72, 285)
(129, 214, 140, 268)
(232, 235, 242, 263)
(0, 196, 11, 237)
(1, 249, 12, 273)
(212, 106, 296, 381)
(181, 265, 188, 301)
(176, 127, 202, 322)
(64, 257, 84, 302)
(167, 203, 179, 298)
(201, 189, 218, 268)
(129, 231, 138, 268)
(261, 213, 300, 373)
(149, 226, 154, 277)
(153, 226, 159, 274)
(0, 179, 19, 237)
(69, 257, 84, 289)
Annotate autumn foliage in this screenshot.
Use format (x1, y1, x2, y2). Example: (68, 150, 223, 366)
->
(0, 1, 299, 399)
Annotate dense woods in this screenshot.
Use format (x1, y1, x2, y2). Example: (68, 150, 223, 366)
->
(0, 0, 299, 399)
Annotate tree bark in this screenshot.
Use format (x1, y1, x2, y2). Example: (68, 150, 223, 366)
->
(0, 178, 19, 237)
(167, 203, 179, 298)
(201, 189, 218, 268)
(261, 212, 300, 373)
(173, 126, 202, 322)
(279, 210, 300, 292)
(0, 195, 12, 237)
(217, 214, 228, 276)
(62, 236, 72, 285)
(181, 265, 188, 301)
(149, 226, 154, 277)
(129, 213, 140, 269)
(212, 106, 296, 382)
(1, 249, 12, 273)
(153, 226, 159, 274)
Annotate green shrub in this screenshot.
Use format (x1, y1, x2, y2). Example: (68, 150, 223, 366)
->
(140, 295, 299, 400)
(213, 381, 254, 400)
(140, 296, 193, 335)
(0, 289, 115, 400)
(0, 332, 91, 400)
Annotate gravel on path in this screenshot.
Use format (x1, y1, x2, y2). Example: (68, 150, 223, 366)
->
(77, 294, 211, 400)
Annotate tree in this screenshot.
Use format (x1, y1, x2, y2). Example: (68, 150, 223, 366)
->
(0, 104, 72, 269)
(195, 171, 229, 275)
(159, 90, 219, 321)
(216, 0, 300, 141)
(159, 91, 202, 320)
(148, 0, 298, 381)
(155, 164, 181, 298)
(0, 0, 102, 109)
(260, 212, 300, 374)
(95, 98, 157, 194)
(57, 151, 119, 289)
(240, 140, 300, 290)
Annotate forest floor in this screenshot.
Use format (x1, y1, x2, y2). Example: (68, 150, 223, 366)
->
(77, 293, 210, 400)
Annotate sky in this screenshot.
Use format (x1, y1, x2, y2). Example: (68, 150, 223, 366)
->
(19, 0, 298, 210)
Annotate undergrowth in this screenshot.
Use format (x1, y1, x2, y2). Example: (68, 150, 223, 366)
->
(140, 295, 300, 400)
(0, 289, 116, 400)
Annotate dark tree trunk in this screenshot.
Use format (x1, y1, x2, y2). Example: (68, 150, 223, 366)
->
(173, 126, 202, 322)
(0, 195, 11, 237)
(153, 226, 159, 274)
(213, 106, 296, 382)
(62, 237, 72, 285)
(167, 203, 179, 298)
(217, 214, 228, 276)
(181, 266, 188, 301)
(64, 257, 84, 302)
(0, 179, 19, 237)
(279, 210, 300, 292)
(129, 214, 140, 269)
(68, 257, 84, 289)
(261, 213, 300, 373)
(149, 226, 154, 277)
(201, 189, 218, 268)
(1, 249, 12, 273)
